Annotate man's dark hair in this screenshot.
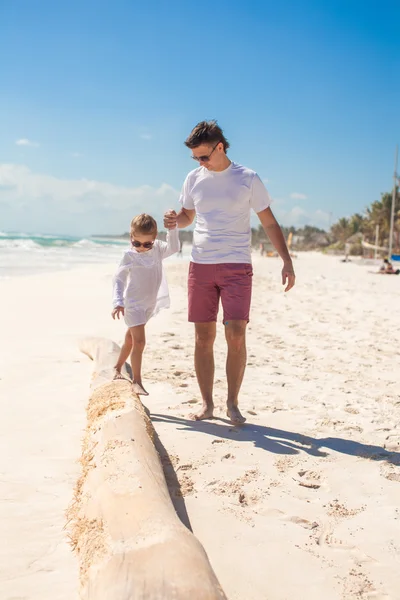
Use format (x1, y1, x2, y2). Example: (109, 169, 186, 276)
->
(184, 120, 230, 152)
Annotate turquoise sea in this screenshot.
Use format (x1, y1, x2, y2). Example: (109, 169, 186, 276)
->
(0, 231, 189, 279)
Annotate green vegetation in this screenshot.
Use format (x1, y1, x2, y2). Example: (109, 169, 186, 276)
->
(95, 189, 399, 255)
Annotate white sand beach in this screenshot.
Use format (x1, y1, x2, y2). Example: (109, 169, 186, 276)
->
(1, 252, 399, 600)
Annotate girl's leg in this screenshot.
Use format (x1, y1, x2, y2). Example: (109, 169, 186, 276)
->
(114, 329, 133, 378)
(129, 325, 148, 396)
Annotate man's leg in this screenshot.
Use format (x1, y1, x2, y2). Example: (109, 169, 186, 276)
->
(114, 329, 133, 379)
(190, 322, 217, 420)
(129, 325, 148, 396)
(187, 262, 219, 420)
(219, 263, 253, 425)
(225, 320, 247, 424)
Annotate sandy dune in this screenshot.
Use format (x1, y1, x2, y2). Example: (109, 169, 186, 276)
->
(1, 252, 399, 599)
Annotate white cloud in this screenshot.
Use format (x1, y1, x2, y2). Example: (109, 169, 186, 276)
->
(140, 134, 152, 140)
(274, 204, 330, 229)
(15, 138, 40, 148)
(290, 192, 307, 200)
(0, 163, 180, 236)
(71, 152, 83, 158)
(271, 197, 285, 206)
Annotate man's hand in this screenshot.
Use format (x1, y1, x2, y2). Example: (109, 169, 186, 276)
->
(164, 209, 177, 230)
(282, 261, 295, 292)
(112, 306, 125, 319)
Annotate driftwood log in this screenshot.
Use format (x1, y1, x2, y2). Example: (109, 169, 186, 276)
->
(67, 337, 226, 600)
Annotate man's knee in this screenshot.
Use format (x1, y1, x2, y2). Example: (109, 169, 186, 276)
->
(195, 324, 216, 350)
(225, 321, 247, 351)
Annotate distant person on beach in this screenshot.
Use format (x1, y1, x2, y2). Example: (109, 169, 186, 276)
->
(164, 120, 295, 424)
(111, 213, 179, 395)
(379, 258, 400, 275)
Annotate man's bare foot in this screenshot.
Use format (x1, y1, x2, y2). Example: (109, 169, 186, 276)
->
(132, 381, 149, 396)
(190, 403, 214, 421)
(226, 405, 246, 425)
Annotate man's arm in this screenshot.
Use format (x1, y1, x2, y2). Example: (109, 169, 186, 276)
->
(176, 207, 195, 229)
(164, 207, 195, 230)
(257, 207, 295, 292)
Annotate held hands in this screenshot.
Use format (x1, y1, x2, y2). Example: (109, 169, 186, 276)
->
(282, 261, 296, 292)
(112, 306, 125, 319)
(164, 209, 177, 230)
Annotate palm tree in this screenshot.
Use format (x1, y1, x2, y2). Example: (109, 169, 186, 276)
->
(330, 217, 351, 243)
(364, 192, 397, 244)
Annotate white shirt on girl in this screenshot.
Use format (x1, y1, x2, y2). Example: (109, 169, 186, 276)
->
(112, 227, 179, 327)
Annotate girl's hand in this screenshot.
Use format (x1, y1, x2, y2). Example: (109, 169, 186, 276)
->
(112, 306, 125, 319)
(282, 262, 296, 292)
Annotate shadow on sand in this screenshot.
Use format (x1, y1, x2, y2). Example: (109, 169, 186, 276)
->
(151, 413, 400, 466)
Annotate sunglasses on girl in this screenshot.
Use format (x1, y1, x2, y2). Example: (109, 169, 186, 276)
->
(131, 240, 154, 249)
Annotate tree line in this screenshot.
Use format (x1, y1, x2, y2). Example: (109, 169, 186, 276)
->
(119, 189, 400, 254)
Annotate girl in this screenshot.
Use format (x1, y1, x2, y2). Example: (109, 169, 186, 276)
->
(112, 212, 179, 395)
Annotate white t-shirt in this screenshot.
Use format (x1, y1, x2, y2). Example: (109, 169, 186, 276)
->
(112, 228, 179, 327)
(179, 161, 271, 264)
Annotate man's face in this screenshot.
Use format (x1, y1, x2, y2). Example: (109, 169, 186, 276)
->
(191, 142, 223, 171)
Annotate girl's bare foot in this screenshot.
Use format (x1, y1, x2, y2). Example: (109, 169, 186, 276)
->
(113, 368, 130, 381)
(132, 381, 149, 396)
(226, 405, 246, 425)
(190, 403, 214, 421)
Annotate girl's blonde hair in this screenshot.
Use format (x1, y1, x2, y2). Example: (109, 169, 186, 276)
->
(130, 214, 158, 237)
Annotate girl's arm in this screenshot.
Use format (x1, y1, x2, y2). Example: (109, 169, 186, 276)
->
(112, 252, 132, 308)
(159, 226, 180, 260)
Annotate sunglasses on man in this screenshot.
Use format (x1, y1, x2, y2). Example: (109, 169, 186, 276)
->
(131, 240, 154, 249)
(192, 141, 220, 163)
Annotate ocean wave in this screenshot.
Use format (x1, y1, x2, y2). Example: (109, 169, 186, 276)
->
(0, 231, 129, 252)
(72, 238, 102, 248)
(0, 238, 42, 250)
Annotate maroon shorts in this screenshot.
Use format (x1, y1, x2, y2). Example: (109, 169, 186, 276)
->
(188, 262, 253, 323)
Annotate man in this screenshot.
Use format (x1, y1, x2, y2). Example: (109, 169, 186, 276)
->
(164, 121, 295, 424)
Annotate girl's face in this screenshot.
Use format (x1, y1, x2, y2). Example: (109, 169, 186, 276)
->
(130, 231, 156, 253)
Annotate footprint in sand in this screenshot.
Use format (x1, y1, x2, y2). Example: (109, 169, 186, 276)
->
(384, 434, 400, 452)
(287, 516, 319, 531)
(259, 508, 319, 531)
(344, 405, 360, 415)
(317, 525, 357, 550)
(342, 568, 381, 599)
(294, 469, 323, 490)
(275, 456, 298, 474)
(326, 500, 365, 518)
(221, 453, 235, 460)
(209, 470, 261, 504)
(380, 464, 400, 483)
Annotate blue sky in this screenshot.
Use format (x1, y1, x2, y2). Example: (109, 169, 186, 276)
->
(0, 0, 399, 235)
